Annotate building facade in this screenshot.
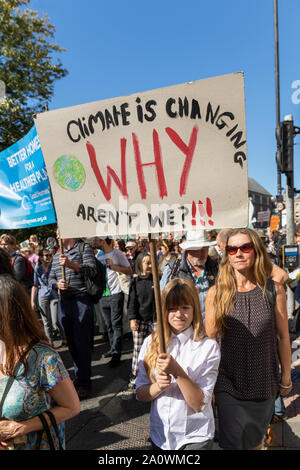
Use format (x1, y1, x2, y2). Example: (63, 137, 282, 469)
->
(248, 177, 273, 229)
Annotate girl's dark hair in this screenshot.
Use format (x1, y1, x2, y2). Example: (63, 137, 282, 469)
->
(162, 240, 174, 251)
(0, 275, 48, 376)
(37, 248, 46, 266)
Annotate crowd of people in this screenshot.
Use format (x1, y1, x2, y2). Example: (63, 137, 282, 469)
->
(0, 223, 299, 450)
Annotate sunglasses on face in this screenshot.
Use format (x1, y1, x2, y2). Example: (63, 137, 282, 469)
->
(44, 254, 52, 258)
(226, 243, 254, 255)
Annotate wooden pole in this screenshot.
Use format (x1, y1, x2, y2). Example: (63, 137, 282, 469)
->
(57, 228, 66, 281)
(148, 234, 166, 353)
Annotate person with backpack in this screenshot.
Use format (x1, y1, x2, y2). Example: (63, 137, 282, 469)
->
(0, 234, 33, 297)
(48, 235, 97, 400)
(205, 228, 291, 450)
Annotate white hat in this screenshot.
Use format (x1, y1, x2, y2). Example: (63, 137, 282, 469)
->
(126, 240, 137, 248)
(180, 230, 217, 250)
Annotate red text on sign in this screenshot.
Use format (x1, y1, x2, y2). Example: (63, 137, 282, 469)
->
(86, 126, 199, 201)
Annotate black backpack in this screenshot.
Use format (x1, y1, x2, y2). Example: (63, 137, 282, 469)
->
(11, 253, 34, 288)
(78, 243, 107, 304)
(265, 278, 276, 306)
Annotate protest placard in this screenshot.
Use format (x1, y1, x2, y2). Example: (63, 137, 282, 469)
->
(35, 72, 248, 238)
(270, 215, 280, 231)
(0, 126, 57, 229)
(257, 210, 271, 223)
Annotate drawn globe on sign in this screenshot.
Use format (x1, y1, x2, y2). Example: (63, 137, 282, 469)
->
(53, 155, 85, 191)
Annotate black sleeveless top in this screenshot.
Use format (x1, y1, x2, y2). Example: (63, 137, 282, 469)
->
(215, 285, 280, 400)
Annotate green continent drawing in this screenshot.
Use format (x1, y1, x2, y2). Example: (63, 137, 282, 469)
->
(53, 155, 85, 191)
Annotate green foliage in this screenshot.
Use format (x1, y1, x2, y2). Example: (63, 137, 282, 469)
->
(0, 222, 58, 246)
(0, 0, 67, 151)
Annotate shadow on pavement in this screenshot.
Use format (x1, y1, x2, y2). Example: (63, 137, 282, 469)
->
(59, 334, 152, 450)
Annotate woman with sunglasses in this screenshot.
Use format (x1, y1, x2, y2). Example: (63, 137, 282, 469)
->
(205, 228, 291, 450)
(31, 249, 63, 347)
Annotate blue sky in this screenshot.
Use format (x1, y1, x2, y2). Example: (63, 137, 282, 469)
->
(29, 0, 300, 197)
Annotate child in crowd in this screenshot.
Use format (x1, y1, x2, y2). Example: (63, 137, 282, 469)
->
(127, 253, 156, 390)
(136, 278, 220, 450)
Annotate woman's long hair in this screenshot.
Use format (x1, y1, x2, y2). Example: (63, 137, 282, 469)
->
(215, 228, 273, 335)
(143, 278, 206, 382)
(0, 275, 48, 376)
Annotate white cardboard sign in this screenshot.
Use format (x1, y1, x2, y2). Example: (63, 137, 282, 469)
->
(35, 72, 248, 238)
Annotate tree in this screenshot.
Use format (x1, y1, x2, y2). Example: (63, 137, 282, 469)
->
(0, 223, 57, 246)
(0, 0, 67, 151)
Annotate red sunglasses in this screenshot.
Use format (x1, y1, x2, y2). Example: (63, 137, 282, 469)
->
(226, 243, 254, 255)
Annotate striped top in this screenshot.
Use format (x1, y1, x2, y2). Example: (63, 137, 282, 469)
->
(48, 240, 96, 298)
(215, 285, 280, 400)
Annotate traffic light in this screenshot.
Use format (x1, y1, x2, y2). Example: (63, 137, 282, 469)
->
(276, 117, 294, 174)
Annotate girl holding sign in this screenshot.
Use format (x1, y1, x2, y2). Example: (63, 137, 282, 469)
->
(136, 278, 220, 450)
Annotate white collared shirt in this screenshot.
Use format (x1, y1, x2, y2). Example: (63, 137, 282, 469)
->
(136, 327, 220, 450)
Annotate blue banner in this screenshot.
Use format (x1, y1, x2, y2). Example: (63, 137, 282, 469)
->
(0, 126, 57, 229)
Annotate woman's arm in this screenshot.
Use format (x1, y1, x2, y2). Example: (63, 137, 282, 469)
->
(204, 286, 218, 339)
(0, 377, 80, 445)
(274, 282, 292, 395)
(31, 286, 39, 311)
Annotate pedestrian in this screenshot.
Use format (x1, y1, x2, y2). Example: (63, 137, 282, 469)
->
(136, 278, 220, 450)
(158, 240, 177, 277)
(48, 234, 97, 399)
(114, 239, 127, 253)
(0, 234, 33, 297)
(126, 240, 140, 276)
(27, 243, 40, 267)
(0, 247, 14, 277)
(31, 248, 63, 347)
(114, 239, 132, 337)
(85, 237, 108, 341)
(97, 237, 132, 367)
(0, 275, 80, 450)
(173, 241, 182, 259)
(217, 228, 289, 426)
(215, 228, 232, 260)
(266, 232, 277, 264)
(126, 253, 156, 390)
(205, 228, 292, 450)
(29, 233, 39, 246)
(20, 246, 33, 263)
(160, 230, 218, 322)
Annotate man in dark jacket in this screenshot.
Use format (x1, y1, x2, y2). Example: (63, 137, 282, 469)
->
(126, 239, 140, 275)
(0, 234, 33, 296)
(160, 230, 218, 322)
